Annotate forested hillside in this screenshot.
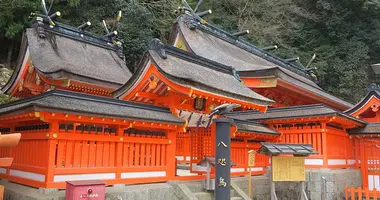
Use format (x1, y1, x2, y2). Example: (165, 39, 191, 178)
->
(1, 0, 380, 103)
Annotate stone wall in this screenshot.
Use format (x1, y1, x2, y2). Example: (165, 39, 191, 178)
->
(242, 168, 362, 200)
(1, 168, 362, 200)
(232, 176, 271, 200)
(305, 168, 361, 200)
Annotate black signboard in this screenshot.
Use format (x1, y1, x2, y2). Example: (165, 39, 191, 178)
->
(214, 118, 233, 200)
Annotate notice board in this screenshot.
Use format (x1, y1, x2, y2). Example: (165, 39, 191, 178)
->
(248, 151, 255, 167)
(272, 156, 305, 182)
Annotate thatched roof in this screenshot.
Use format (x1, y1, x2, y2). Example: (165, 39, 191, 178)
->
(172, 14, 352, 109)
(115, 41, 274, 107)
(0, 90, 183, 125)
(3, 23, 132, 94)
(227, 104, 366, 125)
(349, 123, 380, 134)
(233, 119, 279, 135)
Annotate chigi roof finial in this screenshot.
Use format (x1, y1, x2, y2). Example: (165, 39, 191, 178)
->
(174, 0, 211, 23)
(150, 39, 167, 59)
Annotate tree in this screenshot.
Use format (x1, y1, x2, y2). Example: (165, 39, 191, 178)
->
(1, 0, 380, 103)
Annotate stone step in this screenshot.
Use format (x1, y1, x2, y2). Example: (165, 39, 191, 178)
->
(230, 189, 236, 197)
(193, 191, 240, 200)
(194, 192, 214, 200)
(185, 182, 204, 193)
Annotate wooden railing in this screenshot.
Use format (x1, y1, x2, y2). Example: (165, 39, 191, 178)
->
(345, 186, 380, 199)
(188, 126, 268, 175)
(274, 123, 356, 168)
(278, 125, 323, 157)
(231, 141, 269, 175)
(176, 132, 191, 163)
(0, 124, 176, 189)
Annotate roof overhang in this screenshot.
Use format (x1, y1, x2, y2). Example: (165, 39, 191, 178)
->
(240, 68, 353, 110)
(227, 104, 366, 128)
(349, 123, 380, 135)
(345, 90, 380, 117)
(114, 45, 274, 112)
(0, 90, 184, 129)
(232, 119, 279, 136)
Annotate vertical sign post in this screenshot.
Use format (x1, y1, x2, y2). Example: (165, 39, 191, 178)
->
(247, 150, 255, 197)
(214, 118, 233, 200)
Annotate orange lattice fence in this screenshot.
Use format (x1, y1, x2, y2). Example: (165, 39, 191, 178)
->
(345, 186, 380, 200)
(0, 123, 175, 189)
(189, 127, 213, 173)
(230, 139, 269, 176)
(176, 132, 191, 164)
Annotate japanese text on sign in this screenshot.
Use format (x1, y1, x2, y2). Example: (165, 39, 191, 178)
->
(218, 177, 227, 187)
(248, 150, 255, 167)
(217, 141, 228, 148)
(217, 158, 226, 166)
(272, 156, 305, 182)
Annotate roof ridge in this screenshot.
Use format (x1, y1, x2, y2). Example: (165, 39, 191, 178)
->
(52, 90, 173, 113)
(227, 104, 327, 115)
(367, 122, 380, 125)
(181, 14, 315, 82)
(345, 90, 380, 114)
(31, 21, 123, 54)
(232, 118, 267, 126)
(150, 38, 241, 80)
(0, 90, 173, 113)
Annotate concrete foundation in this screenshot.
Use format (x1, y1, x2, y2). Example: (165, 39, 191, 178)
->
(305, 168, 361, 200)
(257, 168, 362, 200)
(3, 182, 176, 200)
(1, 168, 362, 200)
(232, 176, 271, 200)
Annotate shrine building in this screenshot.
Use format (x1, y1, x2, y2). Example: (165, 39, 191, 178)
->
(0, 8, 379, 199)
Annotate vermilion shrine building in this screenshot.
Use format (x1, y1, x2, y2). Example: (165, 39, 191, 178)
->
(0, 11, 379, 198)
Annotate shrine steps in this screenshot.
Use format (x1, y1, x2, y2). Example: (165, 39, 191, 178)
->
(174, 180, 248, 200)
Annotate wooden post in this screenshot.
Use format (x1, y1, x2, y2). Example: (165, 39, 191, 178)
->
(299, 182, 308, 200)
(248, 167, 252, 196)
(321, 123, 328, 168)
(45, 121, 58, 188)
(248, 150, 255, 198)
(0, 185, 3, 200)
(271, 181, 278, 200)
(166, 130, 177, 179)
(359, 139, 367, 189)
(6, 125, 16, 177)
(270, 157, 278, 200)
(115, 125, 123, 179)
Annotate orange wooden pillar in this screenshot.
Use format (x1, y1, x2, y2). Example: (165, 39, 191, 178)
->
(45, 121, 58, 188)
(6, 125, 16, 177)
(166, 130, 177, 179)
(115, 125, 124, 180)
(321, 123, 328, 168)
(360, 139, 368, 189)
(354, 138, 360, 169)
(243, 138, 249, 174)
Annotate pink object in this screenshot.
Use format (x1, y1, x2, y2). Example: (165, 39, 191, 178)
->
(65, 180, 105, 200)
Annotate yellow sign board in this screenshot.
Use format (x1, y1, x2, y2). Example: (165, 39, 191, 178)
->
(272, 156, 305, 182)
(248, 150, 255, 167)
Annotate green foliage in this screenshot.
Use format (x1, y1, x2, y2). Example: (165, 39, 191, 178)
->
(1, 0, 380, 103)
(55, 0, 155, 70)
(194, 0, 380, 103)
(0, 0, 40, 39)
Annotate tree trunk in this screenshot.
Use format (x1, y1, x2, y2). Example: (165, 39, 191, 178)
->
(5, 40, 14, 69)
